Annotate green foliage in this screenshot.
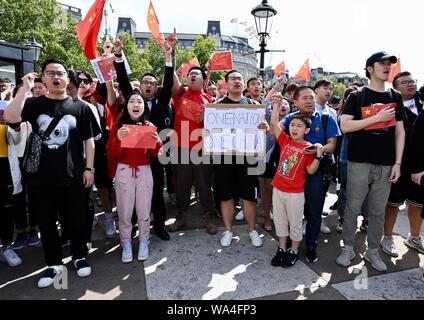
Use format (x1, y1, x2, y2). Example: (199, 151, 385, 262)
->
(115, 32, 151, 80)
(333, 82, 346, 99)
(316, 76, 346, 99)
(192, 35, 216, 68)
(0, 0, 92, 73)
(0, 0, 230, 84)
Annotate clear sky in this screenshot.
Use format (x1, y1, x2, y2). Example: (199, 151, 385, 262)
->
(60, 0, 424, 85)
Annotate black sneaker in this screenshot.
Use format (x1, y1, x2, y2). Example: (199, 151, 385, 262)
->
(330, 201, 338, 210)
(271, 248, 286, 267)
(306, 248, 318, 263)
(282, 249, 299, 267)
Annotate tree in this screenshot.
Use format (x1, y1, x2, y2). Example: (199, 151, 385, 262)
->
(114, 32, 151, 80)
(192, 36, 216, 68)
(333, 82, 346, 100)
(191, 36, 225, 83)
(0, 0, 90, 73)
(316, 76, 346, 100)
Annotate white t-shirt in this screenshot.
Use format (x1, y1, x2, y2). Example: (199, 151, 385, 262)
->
(404, 98, 418, 115)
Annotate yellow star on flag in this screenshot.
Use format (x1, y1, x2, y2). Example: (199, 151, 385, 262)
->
(364, 108, 371, 116)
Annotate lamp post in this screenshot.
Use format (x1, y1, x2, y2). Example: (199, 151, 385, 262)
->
(25, 36, 43, 71)
(251, 0, 277, 78)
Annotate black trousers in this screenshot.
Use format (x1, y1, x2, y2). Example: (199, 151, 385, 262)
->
(14, 159, 37, 231)
(30, 184, 88, 266)
(0, 158, 15, 246)
(150, 157, 167, 230)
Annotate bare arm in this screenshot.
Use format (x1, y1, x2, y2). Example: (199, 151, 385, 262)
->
(323, 137, 337, 154)
(172, 70, 181, 97)
(389, 121, 405, 183)
(4, 73, 35, 124)
(340, 107, 395, 133)
(105, 80, 117, 107)
(83, 138, 95, 188)
(265, 76, 286, 101)
(306, 144, 323, 174)
(270, 93, 283, 138)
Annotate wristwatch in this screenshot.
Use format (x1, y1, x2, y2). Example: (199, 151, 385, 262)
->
(315, 155, 323, 161)
(85, 167, 95, 173)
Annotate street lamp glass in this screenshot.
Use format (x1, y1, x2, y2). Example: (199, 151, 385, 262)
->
(25, 36, 43, 63)
(251, 0, 277, 35)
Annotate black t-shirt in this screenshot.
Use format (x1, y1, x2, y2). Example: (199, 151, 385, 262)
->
(342, 87, 404, 165)
(21, 96, 100, 186)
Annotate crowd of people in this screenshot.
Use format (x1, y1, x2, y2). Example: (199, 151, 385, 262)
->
(0, 32, 423, 289)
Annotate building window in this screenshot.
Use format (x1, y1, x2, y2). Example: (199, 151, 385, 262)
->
(0, 61, 17, 86)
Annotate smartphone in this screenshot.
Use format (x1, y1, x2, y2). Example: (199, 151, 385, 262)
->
(305, 145, 316, 151)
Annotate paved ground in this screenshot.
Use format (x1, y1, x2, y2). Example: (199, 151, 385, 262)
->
(0, 186, 423, 300)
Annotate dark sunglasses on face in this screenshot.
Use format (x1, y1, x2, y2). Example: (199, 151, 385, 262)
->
(79, 78, 90, 85)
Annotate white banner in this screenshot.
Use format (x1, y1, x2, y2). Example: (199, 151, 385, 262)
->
(203, 104, 266, 156)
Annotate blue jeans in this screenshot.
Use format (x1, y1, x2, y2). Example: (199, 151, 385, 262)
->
(304, 171, 324, 250)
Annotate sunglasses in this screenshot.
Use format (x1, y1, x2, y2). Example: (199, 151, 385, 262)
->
(79, 78, 91, 85)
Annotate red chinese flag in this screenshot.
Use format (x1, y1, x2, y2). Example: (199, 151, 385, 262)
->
(121, 125, 158, 149)
(209, 51, 233, 71)
(76, 0, 106, 61)
(387, 57, 401, 83)
(293, 59, 311, 82)
(177, 97, 205, 122)
(274, 61, 286, 77)
(147, 0, 165, 48)
(361, 103, 397, 130)
(178, 63, 195, 77)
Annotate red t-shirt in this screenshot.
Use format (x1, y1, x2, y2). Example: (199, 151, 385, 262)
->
(172, 85, 212, 149)
(272, 132, 314, 193)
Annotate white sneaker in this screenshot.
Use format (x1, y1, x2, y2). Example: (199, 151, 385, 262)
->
(73, 258, 91, 277)
(138, 240, 149, 261)
(37, 265, 64, 288)
(381, 236, 398, 257)
(220, 231, 233, 247)
(235, 210, 244, 221)
(404, 235, 424, 254)
(121, 242, 133, 263)
(364, 249, 387, 272)
(0, 248, 22, 267)
(336, 245, 355, 267)
(320, 220, 331, 234)
(249, 230, 263, 247)
(105, 213, 116, 238)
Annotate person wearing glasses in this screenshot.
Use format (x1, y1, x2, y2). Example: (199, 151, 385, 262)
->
(167, 34, 217, 236)
(382, 71, 424, 257)
(4, 58, 101, 288)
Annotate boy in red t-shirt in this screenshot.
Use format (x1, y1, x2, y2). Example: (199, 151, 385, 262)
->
(270, 93, 323, 267)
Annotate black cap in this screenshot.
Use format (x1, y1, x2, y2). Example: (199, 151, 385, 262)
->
(365, 51, 397, 68)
